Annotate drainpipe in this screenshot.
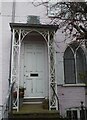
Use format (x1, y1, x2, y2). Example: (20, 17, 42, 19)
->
(8, 0, 16, 86)
(8, 0, 16, 115)
(8, 0, 16, 85)
(11, 0, 16, 23)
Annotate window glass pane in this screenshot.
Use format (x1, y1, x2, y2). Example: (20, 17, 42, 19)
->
(64, 47, 76, 84)
(76, 47, 86, 83)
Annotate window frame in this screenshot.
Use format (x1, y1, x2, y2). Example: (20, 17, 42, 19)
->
(66, 107, 87, 120)
(64, 46, 76, 84)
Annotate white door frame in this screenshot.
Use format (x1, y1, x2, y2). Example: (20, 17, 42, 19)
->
(22, 40, 48, 98)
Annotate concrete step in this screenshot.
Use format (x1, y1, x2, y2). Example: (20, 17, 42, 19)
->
(8, 111, 65, 120)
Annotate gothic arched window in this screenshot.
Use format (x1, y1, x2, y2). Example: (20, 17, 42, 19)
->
(64, 45, 86, 84)
(64, 47, 76, 84)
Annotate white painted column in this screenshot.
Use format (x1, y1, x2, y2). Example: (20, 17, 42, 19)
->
(17, 29, 21, 112)
(48, 31, 58, 110)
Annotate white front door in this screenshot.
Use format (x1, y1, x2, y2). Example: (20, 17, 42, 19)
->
(24, 42, 45, 98)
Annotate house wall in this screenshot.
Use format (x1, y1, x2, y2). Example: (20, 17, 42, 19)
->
(58, 86, 86, 117)
(14, 2, 50, 24)
(1, 1, 87, 118)
(2, 2, 12, 102)
(1, 2, 13, 119)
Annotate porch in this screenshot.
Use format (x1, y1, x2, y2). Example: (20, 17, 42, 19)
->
(9, 23, 59, 112)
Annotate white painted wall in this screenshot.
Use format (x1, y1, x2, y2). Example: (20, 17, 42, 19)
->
(1, 1, 12, 110)
(2, 3, 12, 102)
(14, 2, 50, 24)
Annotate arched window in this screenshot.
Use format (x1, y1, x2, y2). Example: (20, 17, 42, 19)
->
(64, 47, 76, 84)
(76, 47, 86, 83)
(64, 45, 87, 84)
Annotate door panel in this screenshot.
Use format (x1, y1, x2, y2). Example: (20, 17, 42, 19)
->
(24, 42, 45, 98)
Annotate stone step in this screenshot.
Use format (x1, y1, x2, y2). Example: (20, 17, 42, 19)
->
(9, 112, 65, 120)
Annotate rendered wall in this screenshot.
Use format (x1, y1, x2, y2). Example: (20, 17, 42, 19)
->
(14, 2, 50, 24)
(1, 3, 12, 118)
(58, 86, 86, 117)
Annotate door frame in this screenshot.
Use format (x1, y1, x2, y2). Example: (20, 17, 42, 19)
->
(21, 38, 48, 99)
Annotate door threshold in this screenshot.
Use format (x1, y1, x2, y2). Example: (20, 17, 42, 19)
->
(24, 97, 44, 99)
(23, 102, 42, 104)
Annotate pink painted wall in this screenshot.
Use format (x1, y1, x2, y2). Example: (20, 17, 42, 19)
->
(57, 85, 86, 117)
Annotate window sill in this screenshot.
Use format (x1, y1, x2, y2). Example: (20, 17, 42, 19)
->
(63, 83, 86, 87)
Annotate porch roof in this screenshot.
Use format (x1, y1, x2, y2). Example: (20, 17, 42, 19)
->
(10, 23, 58, 32)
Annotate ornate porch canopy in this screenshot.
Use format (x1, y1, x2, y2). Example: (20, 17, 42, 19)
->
(10, 23, 58, 111)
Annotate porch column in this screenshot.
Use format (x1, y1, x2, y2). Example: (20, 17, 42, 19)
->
(48, 31, 58, 110)
(11, 29, 21, 111)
